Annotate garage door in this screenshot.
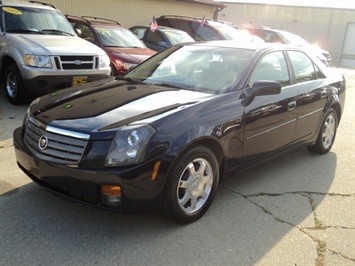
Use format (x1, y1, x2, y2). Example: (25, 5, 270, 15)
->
(339, 22, 355, 68)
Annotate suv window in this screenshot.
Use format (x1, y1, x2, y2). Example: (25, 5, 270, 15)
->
(191, 22, 219, 41)
(255, 29, 283, 43)
(70, 22, 95, 39)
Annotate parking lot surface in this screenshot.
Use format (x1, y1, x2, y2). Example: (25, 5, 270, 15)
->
(1, 68, 354, 265)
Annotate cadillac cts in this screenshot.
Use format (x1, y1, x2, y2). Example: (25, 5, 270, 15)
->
(14, 41, 346, 223)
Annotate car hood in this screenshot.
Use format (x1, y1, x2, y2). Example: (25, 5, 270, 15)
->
(8, 34, 107, 55)
(30, 79, 215, 135)
(105, 47, 156, 63)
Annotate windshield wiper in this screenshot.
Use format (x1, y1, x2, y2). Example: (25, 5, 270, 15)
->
(115, 76, 146, 84)
(104, 45, 125, 48)
(154, 82, 193, 90)
(5, 29, 45, 34)
(40, 29, 73, 36)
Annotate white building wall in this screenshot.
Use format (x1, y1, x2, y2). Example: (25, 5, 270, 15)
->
(45, 0, 216, 28)
(218, 3, 355, 67)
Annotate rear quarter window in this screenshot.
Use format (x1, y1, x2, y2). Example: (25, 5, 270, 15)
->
(288, 51, 324, 83)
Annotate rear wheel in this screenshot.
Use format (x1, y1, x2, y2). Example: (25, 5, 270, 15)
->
(163, 146, 219, 224)
(3, 64, 26, 105)
(307, 108, 338, 154)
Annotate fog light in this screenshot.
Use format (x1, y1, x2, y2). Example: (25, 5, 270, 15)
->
(101, 185, 121, 208)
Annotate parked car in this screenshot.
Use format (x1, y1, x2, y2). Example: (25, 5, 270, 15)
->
(236, 25, 331, 66)
(14, 41, 346, 224)
(66, 15, 156, 76)
(129, 25, 195, 51)
(156, 15, 264, 43)
(0, 0, 111, 105)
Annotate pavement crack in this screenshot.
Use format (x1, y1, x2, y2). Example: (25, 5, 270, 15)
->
(219, 186, 355, 265)
(299, 227, 355, 264)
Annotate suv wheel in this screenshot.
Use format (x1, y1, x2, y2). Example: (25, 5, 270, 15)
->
(4, 64, 26, 105)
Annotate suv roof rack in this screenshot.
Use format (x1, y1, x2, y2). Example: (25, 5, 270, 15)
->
(82, 16, 121, 25)
(158, 15, 204, 20)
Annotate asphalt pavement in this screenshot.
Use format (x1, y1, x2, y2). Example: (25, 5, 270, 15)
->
(0, 68, 354, 266)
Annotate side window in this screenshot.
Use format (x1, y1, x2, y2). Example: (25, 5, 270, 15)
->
(73, 22, 95, 40)
(147, 31, 164, 45)
(288, 51, 318, 83)
(249, 51, 290, 86)
(314, 64, 326, 79)
(131, 28, 146, 40)
(263, 31, 283, 43)
(192, 22, 219, 41)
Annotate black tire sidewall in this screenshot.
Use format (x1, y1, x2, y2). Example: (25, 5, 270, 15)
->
(4, 64, 26, 105)
(164, 146, 219, 224)
(308, 108, 338, 154)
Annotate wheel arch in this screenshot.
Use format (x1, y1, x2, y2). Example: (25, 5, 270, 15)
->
(1, 56, 17, 78)
(166, 137, 225, 184)
(330, 102, 342, 125)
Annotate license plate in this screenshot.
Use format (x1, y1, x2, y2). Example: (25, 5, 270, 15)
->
(72, 76, 88, 87)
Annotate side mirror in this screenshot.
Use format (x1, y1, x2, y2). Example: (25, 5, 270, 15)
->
(251, 80, 281, 96)
(74, 28, 82, 36)
(243, 80, 281, 106)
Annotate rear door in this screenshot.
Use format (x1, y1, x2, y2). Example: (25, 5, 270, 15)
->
(241, 50, 298, 160)
(286, 51, 328, 141)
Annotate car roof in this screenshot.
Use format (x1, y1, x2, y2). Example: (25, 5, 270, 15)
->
(0, 0, 56, 9)
(66, 15, 122, 27)
(237, 24, 287, 34)
(131, 25, 191, 33)
(186, 40, 305, 52)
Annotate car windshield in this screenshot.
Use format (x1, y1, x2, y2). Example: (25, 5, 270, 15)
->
(125, 45, 253, 94)
(94, 26, 146, 48)
(2, 6, 75, 35)
(164, 30, 195, 45)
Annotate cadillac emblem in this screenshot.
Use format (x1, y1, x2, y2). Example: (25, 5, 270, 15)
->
(38, 135, 49, 150)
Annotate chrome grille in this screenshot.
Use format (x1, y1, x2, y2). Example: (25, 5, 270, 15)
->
(54, 55, 99, 70)
(24, 117, 89, 164)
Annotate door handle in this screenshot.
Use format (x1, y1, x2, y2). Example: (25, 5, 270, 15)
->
(287, 101, 296, 111)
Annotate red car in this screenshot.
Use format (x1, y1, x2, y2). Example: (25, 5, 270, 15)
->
(67, 15, 156, 76)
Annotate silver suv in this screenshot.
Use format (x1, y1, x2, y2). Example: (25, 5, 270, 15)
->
(0, 0, 111, 104)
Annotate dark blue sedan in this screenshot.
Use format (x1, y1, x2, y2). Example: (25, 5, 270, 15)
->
(14, 41, 346, 224)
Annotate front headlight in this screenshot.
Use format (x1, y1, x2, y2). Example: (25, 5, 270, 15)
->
(105, 124, 156, 167)
(99, 54, 110, 68)
(25, 55, 52, 68)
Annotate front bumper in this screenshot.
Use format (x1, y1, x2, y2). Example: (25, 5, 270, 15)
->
(23, 74, 110, 94)
(13, 127, 166, 212)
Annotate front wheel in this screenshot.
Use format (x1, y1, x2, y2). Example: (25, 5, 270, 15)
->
(307, 108, 338, 154)
(3, 64, 26, 105)
(163, 146, 219, 224)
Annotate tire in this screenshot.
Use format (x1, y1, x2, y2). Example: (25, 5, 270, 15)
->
(307, 108, 338, 154)
(163, 146, 219, 224)
(3, 64, 26, 105)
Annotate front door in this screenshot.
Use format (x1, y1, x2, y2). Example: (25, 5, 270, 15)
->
(242, 51, 298, 160)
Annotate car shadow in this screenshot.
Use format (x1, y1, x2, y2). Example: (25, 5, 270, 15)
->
(0, 147, 337, 265)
